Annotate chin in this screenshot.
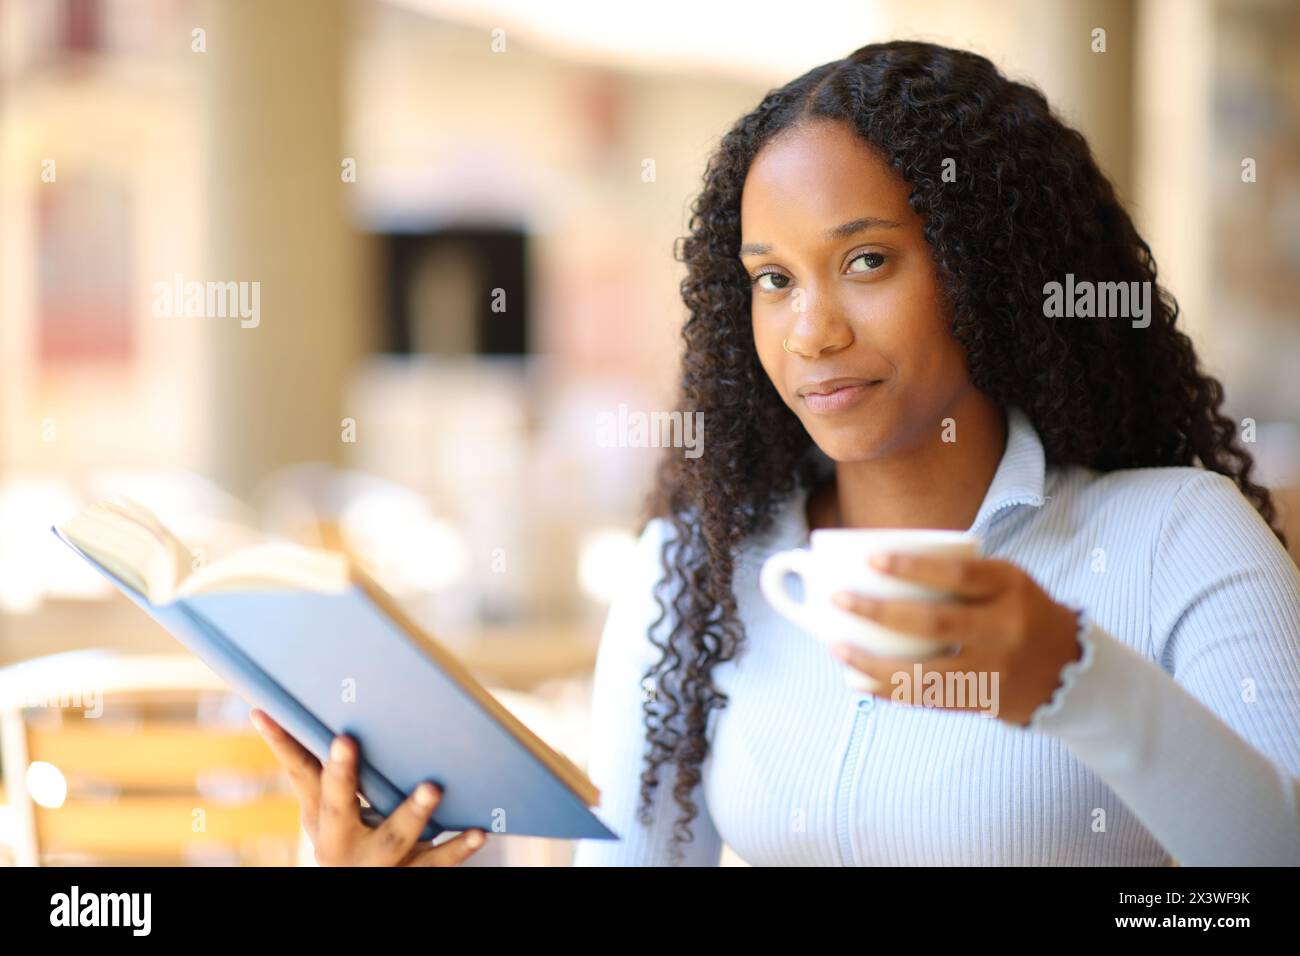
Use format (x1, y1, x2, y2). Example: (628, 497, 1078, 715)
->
(802, 412, 899, 463)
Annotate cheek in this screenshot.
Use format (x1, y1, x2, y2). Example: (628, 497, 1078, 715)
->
(752, 313, 784, 382)
(906, 329, 968, 395)
(870, 271, 961, 378)
(935, 333, 971, 382)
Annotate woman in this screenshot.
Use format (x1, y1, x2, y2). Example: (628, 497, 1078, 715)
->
(254, 40, 1300, 866)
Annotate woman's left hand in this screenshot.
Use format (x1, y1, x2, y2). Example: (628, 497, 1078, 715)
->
(829, 553, 1084, 727)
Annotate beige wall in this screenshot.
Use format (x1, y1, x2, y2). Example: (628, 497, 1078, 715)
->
(1, 0, 1281, 488)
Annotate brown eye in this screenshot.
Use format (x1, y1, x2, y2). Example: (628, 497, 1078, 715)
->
(848, 252, 887, 273)
(753, 271, 789, 291)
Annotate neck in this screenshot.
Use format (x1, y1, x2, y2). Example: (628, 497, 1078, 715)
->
(819, 398, 1007, 531)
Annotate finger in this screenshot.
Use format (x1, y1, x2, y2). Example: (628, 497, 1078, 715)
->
(830, 641, 970, 684)
(317, 735, 365, 863)
(832, 591, 985, 643)
(403, 828, 488, 868)
(829, 642, 991, 712)
(250, 709, 323, 828)
(360, 782, 443, 866)
(868, 553, 1008, 598)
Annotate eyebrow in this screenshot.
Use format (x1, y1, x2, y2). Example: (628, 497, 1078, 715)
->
(738, 217, 902, 257)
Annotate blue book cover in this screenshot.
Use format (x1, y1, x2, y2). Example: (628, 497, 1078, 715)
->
(52, 525, 618, 844)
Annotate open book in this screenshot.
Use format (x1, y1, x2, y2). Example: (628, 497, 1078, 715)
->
(54, 497, 614, 843)
(58, 498, 354, 605)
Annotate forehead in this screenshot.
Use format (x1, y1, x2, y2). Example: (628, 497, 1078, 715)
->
(740, 120, 912, 233)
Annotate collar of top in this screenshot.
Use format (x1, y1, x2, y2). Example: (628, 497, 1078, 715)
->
(966, 404, 1047, 538)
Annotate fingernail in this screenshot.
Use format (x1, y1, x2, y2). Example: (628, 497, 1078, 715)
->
(870, 553, 892, 571)
(330, 738, 349, 763)
(832, 592, 850, 608)
(415, 783, 436, 807)
(467, 830, 485, 848)
(829, 643, 851, 662)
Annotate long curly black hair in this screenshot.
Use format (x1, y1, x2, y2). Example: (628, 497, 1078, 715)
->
(633, 39, 1283, 864)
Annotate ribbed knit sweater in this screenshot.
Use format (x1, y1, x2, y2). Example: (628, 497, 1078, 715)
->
(572, 407, 1300, 865)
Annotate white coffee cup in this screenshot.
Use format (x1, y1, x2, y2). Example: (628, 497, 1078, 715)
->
(760, 528, 979, 692)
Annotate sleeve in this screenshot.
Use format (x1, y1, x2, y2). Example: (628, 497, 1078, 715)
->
(1024, 470, 1300, 865)
(570, 517, 725, 866)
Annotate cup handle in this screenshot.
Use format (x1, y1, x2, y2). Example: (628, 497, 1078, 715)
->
(760, 548, 817, 632)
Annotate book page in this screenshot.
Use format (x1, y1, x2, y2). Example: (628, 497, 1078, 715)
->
(57, 497, 193, 604)
(178, 540, 352, 597)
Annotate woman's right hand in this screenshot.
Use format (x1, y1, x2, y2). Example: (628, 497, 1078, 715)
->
(249, 707, 488, 866)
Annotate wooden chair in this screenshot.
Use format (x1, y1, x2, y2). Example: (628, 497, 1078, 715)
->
(0, 651, 305, 866)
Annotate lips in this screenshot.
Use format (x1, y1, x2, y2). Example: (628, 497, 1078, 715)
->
(799, 379, 881, 414)
(796, 376, 878, 397)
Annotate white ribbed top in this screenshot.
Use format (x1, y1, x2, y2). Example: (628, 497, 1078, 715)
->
(572, 407, 1300, 865)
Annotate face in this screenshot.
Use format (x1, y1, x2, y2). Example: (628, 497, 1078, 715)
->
(740, 118, 978, 463)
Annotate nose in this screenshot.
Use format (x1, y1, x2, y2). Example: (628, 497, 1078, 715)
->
(782, 289, 853, 358)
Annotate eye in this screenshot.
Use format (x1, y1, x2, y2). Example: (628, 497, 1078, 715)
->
(847, 252, 887, 273)
(752, 270, 790, 292)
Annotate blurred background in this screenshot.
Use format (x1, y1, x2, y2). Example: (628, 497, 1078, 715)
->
(0, 0, 1297, 866)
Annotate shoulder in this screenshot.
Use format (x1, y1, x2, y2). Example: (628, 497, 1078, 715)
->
(1048, 463, 1293, 589)
(1114, 466, 1284, 560)
(1053, 465, 1297, 660)
(1147, 468, 1296, 591)
(1054, 464, 1273, 544)
(593, 515, 687, 675)
(1062, 462, 1213, 502)
(626, 515, 687, 595)
(1068, 464, 1296, 604)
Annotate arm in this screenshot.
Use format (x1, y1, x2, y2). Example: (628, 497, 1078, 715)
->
(1027, 470, 1300, 865)
(571, 517, 724, 866)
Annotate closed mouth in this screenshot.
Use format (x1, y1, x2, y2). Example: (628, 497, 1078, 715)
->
(799, 382, 882, 416)
(798, 379, 884, 397)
